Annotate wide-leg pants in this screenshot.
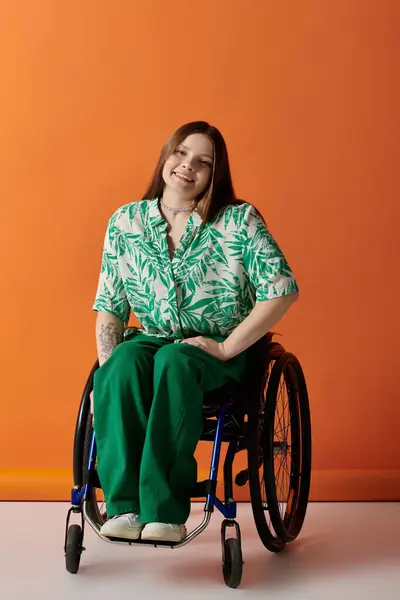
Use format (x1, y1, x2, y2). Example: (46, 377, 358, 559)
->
(93, 333, 247, 524)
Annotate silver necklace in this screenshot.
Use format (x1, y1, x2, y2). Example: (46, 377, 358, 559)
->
(160, 198, 196, 213)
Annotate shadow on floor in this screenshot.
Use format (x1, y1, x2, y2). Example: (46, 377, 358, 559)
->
(165, 504, 400, 589)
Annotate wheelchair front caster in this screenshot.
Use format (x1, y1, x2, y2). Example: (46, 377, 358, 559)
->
(221, 519, 243, 588)
(222, 537, 243, 588)
(65, 524, 85, 574)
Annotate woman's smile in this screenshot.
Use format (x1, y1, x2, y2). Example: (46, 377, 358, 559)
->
(173, 171, 195, 184)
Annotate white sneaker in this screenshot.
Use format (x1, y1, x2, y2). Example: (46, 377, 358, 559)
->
(141, 522, 187, 543)
(100, 513, 145, 540)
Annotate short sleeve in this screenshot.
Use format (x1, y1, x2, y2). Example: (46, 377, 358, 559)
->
(242, 205, 299, 302)
(92, 212, 131, 323)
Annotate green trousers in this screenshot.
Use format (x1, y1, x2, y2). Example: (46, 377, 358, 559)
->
(93, 333, 247, 524)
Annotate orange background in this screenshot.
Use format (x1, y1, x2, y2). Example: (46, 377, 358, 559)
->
(1, 1, 399, 501)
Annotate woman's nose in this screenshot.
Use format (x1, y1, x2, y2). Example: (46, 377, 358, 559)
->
(181, 157, 195, 170)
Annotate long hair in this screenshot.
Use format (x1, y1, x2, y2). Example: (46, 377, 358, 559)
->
(142, 121, 241, 222)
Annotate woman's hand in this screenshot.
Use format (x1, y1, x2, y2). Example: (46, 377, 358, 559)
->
(180, 336, 230, 361)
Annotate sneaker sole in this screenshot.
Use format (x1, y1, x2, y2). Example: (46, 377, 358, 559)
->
(100, 526, 144, 540)
(141, 526, 186, 543)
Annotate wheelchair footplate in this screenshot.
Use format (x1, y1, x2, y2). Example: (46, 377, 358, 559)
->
(105, 536, 180, 548)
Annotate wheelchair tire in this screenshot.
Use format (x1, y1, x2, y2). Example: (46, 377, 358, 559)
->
(263, 352, 312, 542)
(82, 409, 107, 526)
(73, 361, 98, 488)
(222, 538, 243, 589)
(247, 342, 287, 553)
(82, 409, 93, 486)
(65, 524, 83, 574)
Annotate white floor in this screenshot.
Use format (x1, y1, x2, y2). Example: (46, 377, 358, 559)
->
(1, 502, 399, 599)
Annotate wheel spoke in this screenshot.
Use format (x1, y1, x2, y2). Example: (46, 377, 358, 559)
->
(272, 367, 298, 526)
(275, 458, 287, 502)
(274, 424, 289, 437)
(274, 377, 290, 444)
(275, 452, 290, 482)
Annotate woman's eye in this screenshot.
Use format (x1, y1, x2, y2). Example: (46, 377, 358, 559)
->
(176, 148, 185, 155)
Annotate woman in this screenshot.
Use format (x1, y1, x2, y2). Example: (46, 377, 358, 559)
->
(92, 121, 299, 543)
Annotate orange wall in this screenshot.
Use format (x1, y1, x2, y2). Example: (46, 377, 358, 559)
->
(1, 1, 399, 500)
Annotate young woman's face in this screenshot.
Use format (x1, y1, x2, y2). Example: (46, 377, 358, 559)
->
(162, 133, 214, 200)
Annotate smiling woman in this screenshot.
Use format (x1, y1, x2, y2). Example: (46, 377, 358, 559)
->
(167, 140, 213, 186)
(142, 121, 238, 222)
(91, 120, 299, 543)
(160, 134, 214, 227)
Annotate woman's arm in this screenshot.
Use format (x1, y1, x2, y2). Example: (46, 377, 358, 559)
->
(183, 204, 300, 360)
(181, 292, 299, 360)
(91, 311, 124, 418)
(95, 310, 125, 366)
(221, 292, 299, 360)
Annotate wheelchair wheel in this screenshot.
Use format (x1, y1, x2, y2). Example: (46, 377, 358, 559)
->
(247, 342, 287, 552)
(65, 524, 84, 574)
(82, 409, 107, 526)
(222, 538, 243, 589)
(248, 343, 311, 550)
(262, 352, 311, 542)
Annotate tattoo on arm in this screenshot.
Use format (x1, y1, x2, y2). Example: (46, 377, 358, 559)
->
(99, 322, 123, 364)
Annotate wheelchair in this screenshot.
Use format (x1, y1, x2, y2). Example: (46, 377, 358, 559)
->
(64, 331, 312, 588)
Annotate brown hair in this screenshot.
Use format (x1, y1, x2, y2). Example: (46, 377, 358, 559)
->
(142, 121, 242, 222)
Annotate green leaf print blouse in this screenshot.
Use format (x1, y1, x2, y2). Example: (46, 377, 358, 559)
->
(92, 198, 299, 341)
